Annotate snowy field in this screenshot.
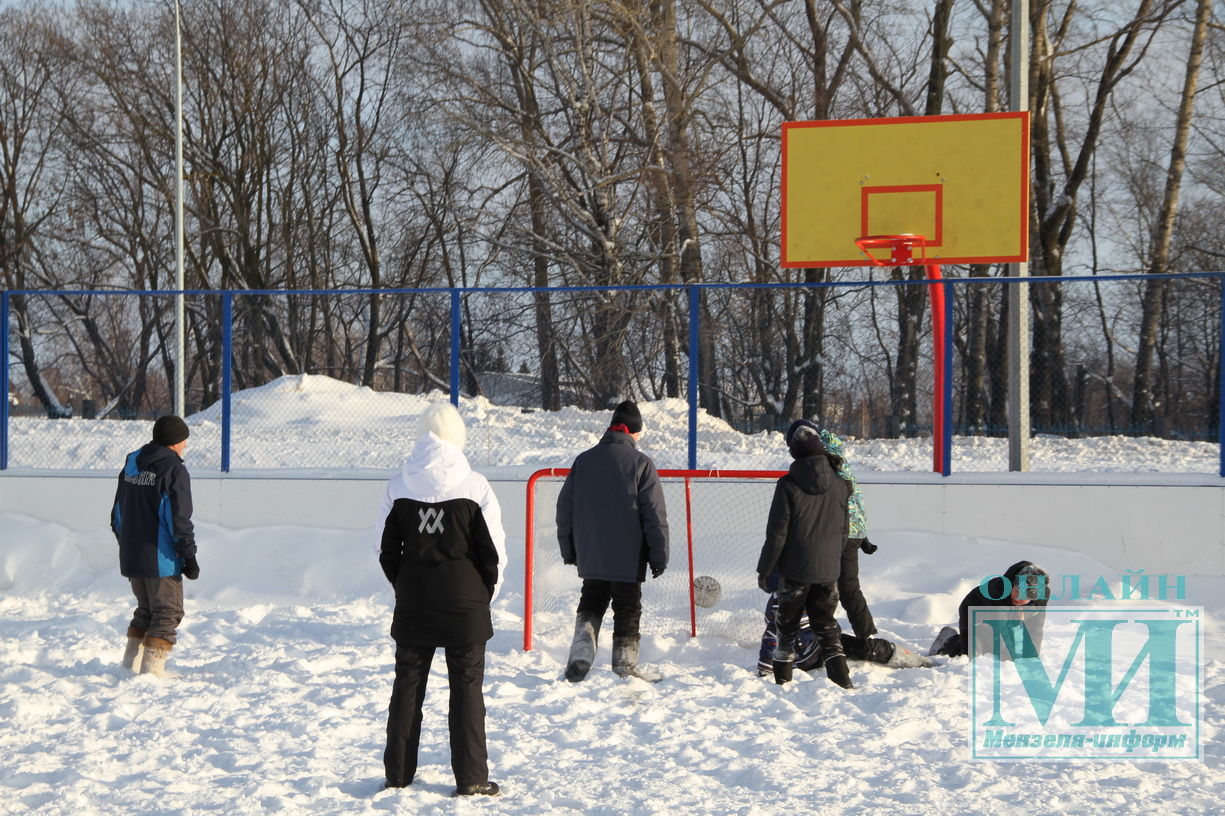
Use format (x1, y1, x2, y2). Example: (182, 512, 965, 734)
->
(2, 375, 1223, 815)
(1, 516, 1222, 816)
(5, 373, 1222, 474)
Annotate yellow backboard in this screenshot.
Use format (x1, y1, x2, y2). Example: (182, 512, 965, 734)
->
(781, 112, 1029, 267)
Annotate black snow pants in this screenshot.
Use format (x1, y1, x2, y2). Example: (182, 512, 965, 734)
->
(384, 642, 488, 787)
(774, 578, 843, 664)
(576, 579, 642, 639)
(839, 539, 877, 638)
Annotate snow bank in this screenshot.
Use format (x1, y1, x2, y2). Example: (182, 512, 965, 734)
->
(5, 374, 1221, 473)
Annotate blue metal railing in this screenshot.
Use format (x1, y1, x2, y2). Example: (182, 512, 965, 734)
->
(2, 272, 1223, 476)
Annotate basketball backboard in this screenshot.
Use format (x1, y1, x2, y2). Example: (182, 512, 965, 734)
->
(781, 112, 1029, 267)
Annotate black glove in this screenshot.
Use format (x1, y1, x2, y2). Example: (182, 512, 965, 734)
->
(183, 556, 200, 580)
(651, 566, 665, 579)
(757, 573, 771, 592)
(563, 558, 576, 566)
(859, 539, 878, 555)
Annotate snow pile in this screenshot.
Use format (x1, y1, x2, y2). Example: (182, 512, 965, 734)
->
(5, 374, 1221, 473)
(1, 512, 1221, 815)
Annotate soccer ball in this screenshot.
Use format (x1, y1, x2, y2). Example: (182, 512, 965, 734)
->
(693, 575, 722, 608)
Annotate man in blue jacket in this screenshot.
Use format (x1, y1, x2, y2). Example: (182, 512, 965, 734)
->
(111, 415, 199, 676)
(556, 400, 669, 682)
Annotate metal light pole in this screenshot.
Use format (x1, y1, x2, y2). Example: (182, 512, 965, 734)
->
(1008, 0, 1031, 471)
(173, 0, 186, 418)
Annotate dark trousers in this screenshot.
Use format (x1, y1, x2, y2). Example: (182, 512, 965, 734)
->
(576, 579, 642, 639)
(128, 576, 184, 643)
(839, 539, 877, 638)
(384, 643, 488, 787)
(774, 579, 842, 662)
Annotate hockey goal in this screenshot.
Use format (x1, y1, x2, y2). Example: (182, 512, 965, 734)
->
(524, 469, 785, 651)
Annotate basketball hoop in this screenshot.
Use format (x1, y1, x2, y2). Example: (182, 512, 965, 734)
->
(855, 234, 929, 266)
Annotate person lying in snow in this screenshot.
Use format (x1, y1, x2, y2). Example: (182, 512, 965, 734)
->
(928, 560, 1049, 658)
(755, 574, 933, 676)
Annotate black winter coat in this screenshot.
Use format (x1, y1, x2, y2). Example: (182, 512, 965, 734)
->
(556, 430, 669, 583)
(111, 443, 196, 579)
(756, 454, 849, 585)
(381, 496, 500, 648)
(956, 560, 1048, 658)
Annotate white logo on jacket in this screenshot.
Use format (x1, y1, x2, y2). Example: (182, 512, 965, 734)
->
(418, 507, 445, 534)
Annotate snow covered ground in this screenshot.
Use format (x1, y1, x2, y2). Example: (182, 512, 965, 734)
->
(2, 375, 1222, 814)
(1, 513, 1221, 816)
(5, 373, 1222, 474)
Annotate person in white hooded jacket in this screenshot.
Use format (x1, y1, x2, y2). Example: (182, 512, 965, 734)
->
(376, 402, 507, 797)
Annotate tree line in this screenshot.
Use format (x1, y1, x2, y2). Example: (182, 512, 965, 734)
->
(1, 0, 1221, 438)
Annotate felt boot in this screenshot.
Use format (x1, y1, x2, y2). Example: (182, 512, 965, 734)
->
(121, 626, 146, 672)
(139, 636, 173, 677)
(564, 613, 601, 682)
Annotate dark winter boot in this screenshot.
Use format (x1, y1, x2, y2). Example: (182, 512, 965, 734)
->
(772, 638, 797, 685)
(928, 625, 960, 656)
(824, 655, 854, 689)
(121, 626, 146, 672)
(611, 636, 640, 678)
(454, 781, 501, 797)
(564, 613, 601, 682)
(139, 636, 173, 677)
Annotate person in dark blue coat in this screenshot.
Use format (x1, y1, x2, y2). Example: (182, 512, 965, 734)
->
(110, 415, 198, 676)
(556, 400, 669, 681)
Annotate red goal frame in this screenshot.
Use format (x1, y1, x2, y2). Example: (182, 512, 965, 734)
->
(523, 468, 785, 651)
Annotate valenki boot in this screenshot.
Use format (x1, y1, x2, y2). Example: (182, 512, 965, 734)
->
(611, 636, 640, 678)
(139, 636, 173, 677)
(564, 613, 602, 682)
(121, 626, 146, 672)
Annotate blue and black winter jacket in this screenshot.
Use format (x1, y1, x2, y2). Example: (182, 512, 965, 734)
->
(111, 443, 196, 578)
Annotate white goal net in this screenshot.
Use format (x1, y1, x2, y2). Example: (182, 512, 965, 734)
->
(524, 469, 785, 651)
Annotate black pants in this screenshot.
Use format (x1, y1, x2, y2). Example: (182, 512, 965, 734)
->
(128, 576, 184, 643)
(576, 579, 642, 639)
(774, 579, 842, 662)
(384, 643, 488, 787)
(839, 539, 877, 638)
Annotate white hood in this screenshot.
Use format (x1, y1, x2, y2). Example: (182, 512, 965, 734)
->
(373, 432, 508, 601)
(398, 432, 472, 501)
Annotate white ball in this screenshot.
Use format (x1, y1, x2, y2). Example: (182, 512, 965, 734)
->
(693, 575, 722, 608)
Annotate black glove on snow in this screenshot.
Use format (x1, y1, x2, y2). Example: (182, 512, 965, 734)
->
(859, 539, 878, 555)
(183, 556, 200, 580)
(651, 566, 665, 579)
(757, 573, 771, 592)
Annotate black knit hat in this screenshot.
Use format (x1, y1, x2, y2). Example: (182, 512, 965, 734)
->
(152, 415, 190, 447)
(610, 400, 643, 433)
(784, 418, 824, 459)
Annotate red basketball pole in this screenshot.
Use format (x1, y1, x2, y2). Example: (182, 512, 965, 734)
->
(856, 235, 946, 474)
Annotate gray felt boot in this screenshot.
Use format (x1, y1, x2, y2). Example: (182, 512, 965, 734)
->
(611, 636, 640, 678)
(564, 613, 601, 682)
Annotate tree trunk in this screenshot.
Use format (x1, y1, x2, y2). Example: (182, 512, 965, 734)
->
(1131, 0, 1211, 432)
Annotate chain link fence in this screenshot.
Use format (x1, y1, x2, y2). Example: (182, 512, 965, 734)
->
(3, 274, 1222, 475)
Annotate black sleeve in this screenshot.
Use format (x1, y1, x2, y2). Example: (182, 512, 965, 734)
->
(756, 480, 791, 577)
(556, 468, 576, 564)
(379, 507, 402, 585)
(637, 462, 669, 572)
(167, 464, 196, 559)
(111, 470, 124, 542)
(469, 507, 500, 596)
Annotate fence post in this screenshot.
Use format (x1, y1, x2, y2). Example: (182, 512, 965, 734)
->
(221, 292, 233, 473)
(1, 290, 8, 470)
(688, 286, 699, 470)
(1219, 275, 1224, 478)
(942, 278, 954, 476)
(450, 289, 461, 407)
